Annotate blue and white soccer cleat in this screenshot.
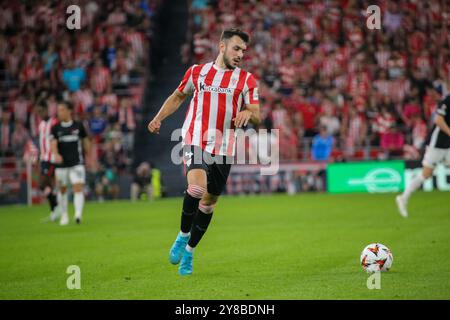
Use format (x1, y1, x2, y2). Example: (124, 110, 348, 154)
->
(169, 233, 190, 265)
(178, 249, 193, 276)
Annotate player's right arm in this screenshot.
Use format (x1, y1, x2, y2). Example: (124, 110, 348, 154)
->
(148, 90, 189, 134)
(49, 125, 63, 164)
(148, 66, 195, 134)
(50, 138, 63, 164)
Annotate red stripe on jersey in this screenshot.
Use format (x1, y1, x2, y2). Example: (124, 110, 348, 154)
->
(200, 67, 217, 149)
(247, 75, 259, 104)
(232, 70, 248, 121)
(191, 64, 202, 91)
(227, 70, 248, 155)
(213, 70, 233, 154)
(186, 65, 203, 144)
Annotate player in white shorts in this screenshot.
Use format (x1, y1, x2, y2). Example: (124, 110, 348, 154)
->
(50, 101, 90, 225)
(396, 89, 450, 217)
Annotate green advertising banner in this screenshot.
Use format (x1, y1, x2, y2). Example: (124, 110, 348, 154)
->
(327, 161, 405, 194)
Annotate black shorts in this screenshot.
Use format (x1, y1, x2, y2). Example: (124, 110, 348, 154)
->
(183, 145, 232, 196)
(40, 161, 55, 177)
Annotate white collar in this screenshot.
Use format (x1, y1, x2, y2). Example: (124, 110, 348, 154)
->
(61, 120, 73, 127)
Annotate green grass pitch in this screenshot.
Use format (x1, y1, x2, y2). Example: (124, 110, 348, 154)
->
(0, 192, 449, 299)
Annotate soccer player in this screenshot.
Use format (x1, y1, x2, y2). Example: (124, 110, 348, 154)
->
(50, 101, 90, 225)
(396, 89, 450, 217)
(36, 101, 59, 221)
(148, 28, 261, 275)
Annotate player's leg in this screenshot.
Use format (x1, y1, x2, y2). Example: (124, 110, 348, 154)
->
(169, 145, 208, 265)
(186, 163, 229, 252)
(55, 168, 69, 225)
(182, 169, 207, 234)
(404, 166, 434, 199)
(47, 164, 59, 220)
(130, 182, 140, 201)
(187, 192, 218, 251)
(179, 160, 231, 276)
(396, 147, 444, 217)
(39, 162, 58, 221)
(70, 165, 86, 224)
(169, 168, 207, 265)
(179, 192, 218, 276)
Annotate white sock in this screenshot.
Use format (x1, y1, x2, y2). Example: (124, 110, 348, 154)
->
(50, 210, 57, 220)
(180, 231, 190, 237)
(74, 192, 84, 219)
(58, 192, 68, 215)
(185, 245, 194, 253)
(402, 172, 426, 201)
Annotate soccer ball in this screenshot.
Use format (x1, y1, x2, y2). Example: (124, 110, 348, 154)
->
(360, 243, 393, 273)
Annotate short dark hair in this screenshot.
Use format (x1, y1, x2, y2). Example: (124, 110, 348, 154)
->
(220, 28, 250, 44)
(59, 100, 74, 111)
(36, 98, 48, 109)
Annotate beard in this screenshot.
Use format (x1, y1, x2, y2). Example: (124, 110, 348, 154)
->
(223, 53, 236, 70)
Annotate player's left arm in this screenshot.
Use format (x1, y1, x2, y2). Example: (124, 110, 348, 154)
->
(434, 100, 450, 138)
(79, 123, 91, 157)
(434, 114, 450, 138)
(242, 103, 261, 126)
(234, 74, 261, 128)
(83, 137, 91, 155)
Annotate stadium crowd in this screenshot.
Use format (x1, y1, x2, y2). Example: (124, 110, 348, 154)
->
(186, 0, 450, 162)
(0, 0, 157, 200)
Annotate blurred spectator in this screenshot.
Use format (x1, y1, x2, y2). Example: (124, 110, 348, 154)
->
(118, 96, 140, 152)
(88, 106, 108, 138)
(11, 121, 30, 157)
(131, 162, 152, 201)
(100, 140, 127, 171)
(296, 95, 318, 138)
(383, 2, 403, 34)
(74, 84, 95, 114)
(102, 88, 119, 120)
(11, 93, 31, 124)
(311, 126, 334, 161)
(341, 107, 367, 157)
(401, 97, 421, 127)
(103, 34, 117, 69)
(0, 110, 13, 154)
(62, 61, 86, 92)
(0, 0, 156, 202)
(111, 49, 134, 85)
(375, 106, 397, 146)
(381, 127, 405, 157)
(41, 43, 58, 75)
(319, 100, 340, 136)
(90, 58, 112, 95)
(183, 0, 448, 162)
(95, 166, 120, 202)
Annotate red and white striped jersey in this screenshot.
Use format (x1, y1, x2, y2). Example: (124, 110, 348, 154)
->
(177, 62, 259, 156)
(90, 67, 110, 94)
(38, 117, 58, 162)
